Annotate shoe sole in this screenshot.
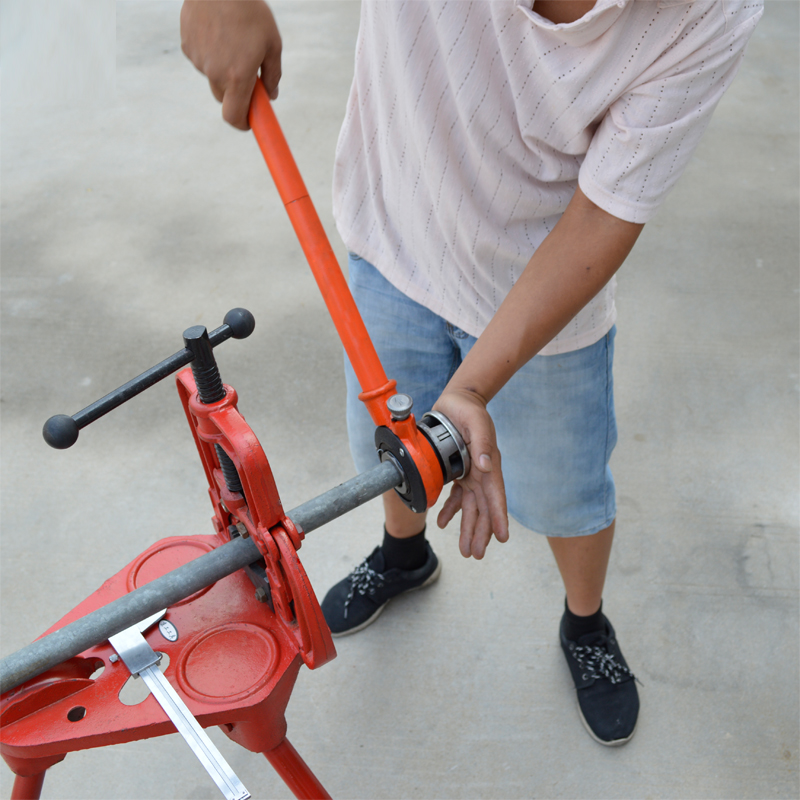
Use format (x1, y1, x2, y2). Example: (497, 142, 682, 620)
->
(329, 559, 442, 638)
(576, 701, 637, 747)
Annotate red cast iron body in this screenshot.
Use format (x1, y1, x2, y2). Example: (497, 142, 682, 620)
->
(0, 370, 334, 800)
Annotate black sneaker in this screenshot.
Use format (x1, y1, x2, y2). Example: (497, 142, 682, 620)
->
(321, 543, 441, 637)
(560, 613, 639, 746)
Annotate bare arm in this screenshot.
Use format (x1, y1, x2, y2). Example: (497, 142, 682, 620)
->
(434, 186, 644, 559)
(180, 0, 282, 130)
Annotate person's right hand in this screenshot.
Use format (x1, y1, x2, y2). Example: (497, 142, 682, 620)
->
(180, 0, 282, 130)
(433, 388, 509, 560)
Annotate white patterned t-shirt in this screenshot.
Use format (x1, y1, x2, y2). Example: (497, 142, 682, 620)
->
(332, 0, 762, 354)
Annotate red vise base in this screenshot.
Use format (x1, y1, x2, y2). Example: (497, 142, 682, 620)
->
(0, 369, 335, 799)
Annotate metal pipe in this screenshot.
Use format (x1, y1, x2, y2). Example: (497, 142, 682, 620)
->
(290, 459, 400, 534)
(0, 460, 401, 695)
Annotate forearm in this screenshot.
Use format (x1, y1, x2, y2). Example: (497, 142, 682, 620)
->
(445, 186, 644, 404)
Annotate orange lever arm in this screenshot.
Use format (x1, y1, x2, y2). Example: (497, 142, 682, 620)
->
(248, 81, 395, 429)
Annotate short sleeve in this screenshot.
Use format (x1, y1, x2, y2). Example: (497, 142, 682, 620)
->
(579, 3, 763, 224)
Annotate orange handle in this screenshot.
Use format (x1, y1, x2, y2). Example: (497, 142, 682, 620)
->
(248, 82, 444, 508)
(248, 81, 395, 429)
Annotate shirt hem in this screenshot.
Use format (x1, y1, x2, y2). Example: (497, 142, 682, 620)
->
(537, 307, 617, 356)
(337, 223, 618, 358)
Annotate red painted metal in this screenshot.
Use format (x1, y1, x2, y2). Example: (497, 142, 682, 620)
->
(264, 739, 332, 800)
(9, 772, 45, 800)
(175, 369, 335, 670)
(248, 81, 444, 510)
(1, 369, 334, 798)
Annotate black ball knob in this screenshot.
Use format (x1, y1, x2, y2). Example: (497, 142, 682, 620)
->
(223, 308, 255, 340)
(43, 415, 79, 449)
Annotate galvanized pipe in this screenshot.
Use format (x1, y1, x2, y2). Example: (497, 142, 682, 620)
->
(0, 460, 401, 695)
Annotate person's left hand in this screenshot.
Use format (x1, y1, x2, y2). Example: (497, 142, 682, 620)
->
(433, 389, 509, 559)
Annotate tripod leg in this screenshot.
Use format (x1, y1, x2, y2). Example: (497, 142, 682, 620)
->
(10, 772, 46, 800)
(263, 738, 331, 800)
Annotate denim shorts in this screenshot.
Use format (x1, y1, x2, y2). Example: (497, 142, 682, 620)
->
(344, 254, 617, 537)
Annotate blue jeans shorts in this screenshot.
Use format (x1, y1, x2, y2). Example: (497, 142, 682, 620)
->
(344, 254, 617, 538)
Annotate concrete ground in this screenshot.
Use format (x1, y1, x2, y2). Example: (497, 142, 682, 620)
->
(1, 2, 797, 798)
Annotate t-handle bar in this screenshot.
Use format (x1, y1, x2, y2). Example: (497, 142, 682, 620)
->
(42, 308, 255, 450)
(248, 82, 396, 430)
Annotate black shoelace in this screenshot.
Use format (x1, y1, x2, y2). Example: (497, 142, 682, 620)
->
(567, 639, 635, 685)
(343, 559, 384, 619)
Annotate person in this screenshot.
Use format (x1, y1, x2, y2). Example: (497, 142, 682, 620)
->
(180, 0, 762, 747)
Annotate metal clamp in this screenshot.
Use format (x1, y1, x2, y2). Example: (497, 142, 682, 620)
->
(417, 410, 470, 483)
(109, 611, 250, 800)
